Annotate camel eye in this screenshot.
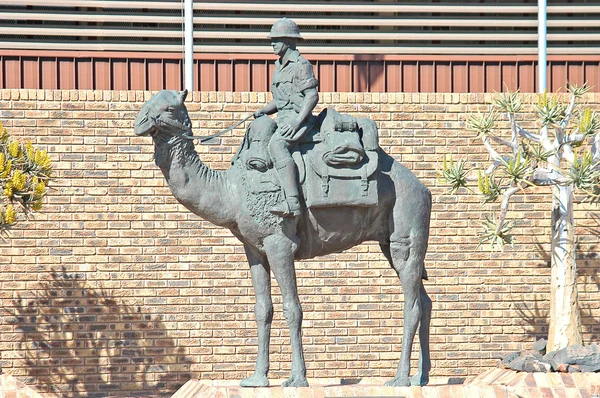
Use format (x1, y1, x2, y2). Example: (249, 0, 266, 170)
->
(166, 106, 175, 112)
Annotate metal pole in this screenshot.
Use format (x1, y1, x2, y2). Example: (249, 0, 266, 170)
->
(184, 0, 194, 91)
(538, 0, 547, 93)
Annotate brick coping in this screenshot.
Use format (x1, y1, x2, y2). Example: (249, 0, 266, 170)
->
(3, 371, 600, 398)
(0, 374, 45, 398)
(172, 371, 600, 398)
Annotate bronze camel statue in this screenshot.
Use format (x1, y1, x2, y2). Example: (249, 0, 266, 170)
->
(134, 90, 432, 388)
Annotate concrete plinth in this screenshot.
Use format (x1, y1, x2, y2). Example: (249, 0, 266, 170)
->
(171, 378, 511, 398)
(172, 372, 600, 398)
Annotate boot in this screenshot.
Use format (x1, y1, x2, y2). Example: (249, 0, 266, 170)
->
(270, 161, 302, 217)
(270, 195, 301, 217)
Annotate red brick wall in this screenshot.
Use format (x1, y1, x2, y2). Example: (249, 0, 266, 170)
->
(1, 89, 599, 396)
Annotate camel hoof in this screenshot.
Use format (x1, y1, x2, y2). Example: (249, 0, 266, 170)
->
(384, 376, 411, 387)
(281, 375, 309, 387)
(240, 374, 269, 387)
(410, 373, 429, 386)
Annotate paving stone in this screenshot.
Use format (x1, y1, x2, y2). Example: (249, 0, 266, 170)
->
(421, 386, 439, 398)
(0, 375, 45, 398)
(547, 373, 565, 389)
(450, 384, 467, 398)
(559, 374, 576, 388)
(435, 385, 452, 398)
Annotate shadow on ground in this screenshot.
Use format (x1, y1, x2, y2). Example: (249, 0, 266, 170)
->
(2, 268, 193, 397)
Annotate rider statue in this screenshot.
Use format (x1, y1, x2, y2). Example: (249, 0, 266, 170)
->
(253, 18, 319, 218)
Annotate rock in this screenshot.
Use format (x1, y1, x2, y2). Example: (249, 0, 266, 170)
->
(567, 364, 582, 373)
(506, 356, 552, 372)
(500, 352, 520, 369)
(524, 359, 552, 373)
(520, 349, 543, 360)
(544, 343, 600, 373)
(555, 363, 569, 372)
(531, 338, 547, 354)
(501, 342, 600, 373)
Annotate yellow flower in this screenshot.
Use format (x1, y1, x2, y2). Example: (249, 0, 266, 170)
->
(0, 159, 12, 178)
(34, 180, 46, 196)
(0, 123, 8, 143)
(12, 170, 26, 191)
(32, 200, 43, 211)
(3, 205, 17, 225)
(8, 140, 21, 158)
(4, 181, 14, 198)
(34, 149, 51, 167)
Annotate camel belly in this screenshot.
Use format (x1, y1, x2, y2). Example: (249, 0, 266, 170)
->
(295, 205, 389, 259)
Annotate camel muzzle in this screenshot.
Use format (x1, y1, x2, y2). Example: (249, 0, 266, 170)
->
(134, 110, 156, 136)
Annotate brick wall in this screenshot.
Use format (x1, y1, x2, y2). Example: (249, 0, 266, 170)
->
(0, 89, 599, 397)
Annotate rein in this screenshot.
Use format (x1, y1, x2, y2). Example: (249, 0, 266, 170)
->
(180, 114, 254, 143)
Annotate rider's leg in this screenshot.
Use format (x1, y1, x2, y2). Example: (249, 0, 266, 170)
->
(268, 136, 301, 217)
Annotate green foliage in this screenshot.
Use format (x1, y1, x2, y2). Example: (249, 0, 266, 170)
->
(466, 111, 497, 138)
(521, 141, 554, 164)
(0, 121, 53, 238)
(492, 90, 523, 114)
(478, 215, 515, 250)
(499, 154, 533, 189)
(569, 82, 592, 98)
(439, 85, 600, 249)
(477, 170, 501, 203)
(438, 155, 469, 194)
(566, 152, 600, 201)
(578, 107, 600, 137)
(537, 91, 566, 127)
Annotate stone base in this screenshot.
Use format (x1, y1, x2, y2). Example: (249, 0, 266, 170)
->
(0, 374, 45, 398)
(468, 368, 600, 397)
(172, 372, 600, 398)
(171, 378, 512, 398)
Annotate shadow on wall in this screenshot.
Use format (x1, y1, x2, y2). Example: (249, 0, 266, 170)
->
(511, 235, 600, 345)
(2, 268, 193, 397)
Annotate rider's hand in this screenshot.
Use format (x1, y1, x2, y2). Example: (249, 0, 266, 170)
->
(278, 123, 293, 137)
(253, 109, 265, 119)
(279, 121, 302, 140)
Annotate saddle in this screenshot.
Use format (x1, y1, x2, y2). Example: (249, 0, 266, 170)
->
(236, 108, 379, 208)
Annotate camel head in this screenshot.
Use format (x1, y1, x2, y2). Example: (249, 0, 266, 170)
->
(135, 90, 192, 139)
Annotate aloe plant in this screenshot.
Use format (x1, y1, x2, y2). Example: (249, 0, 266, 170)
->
(0, 122, 53, 239)
(439, 84, 599, 351)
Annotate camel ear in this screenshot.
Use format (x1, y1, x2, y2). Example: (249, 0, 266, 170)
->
(179, 89, 188, 103)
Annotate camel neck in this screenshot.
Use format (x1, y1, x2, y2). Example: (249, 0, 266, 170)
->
(154, 135, 236, 228)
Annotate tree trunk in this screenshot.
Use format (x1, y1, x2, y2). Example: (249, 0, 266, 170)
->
(547, 183, 582, 351)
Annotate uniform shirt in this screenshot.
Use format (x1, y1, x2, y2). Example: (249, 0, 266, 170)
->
(271, 49, 319, 124)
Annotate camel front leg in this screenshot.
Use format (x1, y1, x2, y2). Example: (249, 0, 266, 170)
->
(263, 233, 308, 387)
(384, 239, 426, 387)
(240, 245, 273, 387)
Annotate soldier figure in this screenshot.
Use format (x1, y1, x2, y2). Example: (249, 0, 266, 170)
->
(254, 18, 319, 217)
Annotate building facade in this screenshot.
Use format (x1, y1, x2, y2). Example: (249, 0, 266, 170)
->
(1, 0, 600, 92)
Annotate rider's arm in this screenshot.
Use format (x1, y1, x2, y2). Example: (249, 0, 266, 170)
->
(255, 99, 277, 118)
(294, 87, 318, 126)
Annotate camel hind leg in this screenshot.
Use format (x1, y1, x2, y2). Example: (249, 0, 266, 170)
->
(411, 282, 432, 386)
(380, 236, 431, 387)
